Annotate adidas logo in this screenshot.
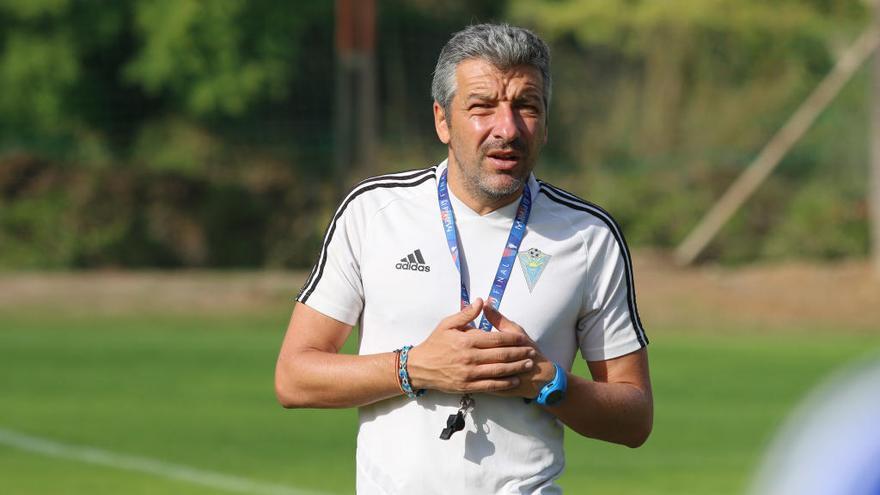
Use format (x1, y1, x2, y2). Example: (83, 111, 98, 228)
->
(395, 249, 431, 272)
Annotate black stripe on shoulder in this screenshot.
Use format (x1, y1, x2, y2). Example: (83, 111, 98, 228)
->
(299, 167, 436, 295)
(538, 182, 648, 347)
(538, 180, 618, 220)
(298, 169, 436, 303)
(353, 167, 436, 189)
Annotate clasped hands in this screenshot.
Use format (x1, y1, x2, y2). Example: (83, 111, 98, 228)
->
(406, 298, 556, 399)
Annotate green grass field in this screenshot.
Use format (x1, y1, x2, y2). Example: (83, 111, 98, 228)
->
(1, 309, 878, 494)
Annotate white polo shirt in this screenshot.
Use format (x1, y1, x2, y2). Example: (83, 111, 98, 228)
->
(297, 160, 648, 494)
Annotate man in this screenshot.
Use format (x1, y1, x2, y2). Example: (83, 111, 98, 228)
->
(275, 23, 652, 494)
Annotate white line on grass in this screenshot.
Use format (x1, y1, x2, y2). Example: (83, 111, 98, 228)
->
(0, 427, 329, 495)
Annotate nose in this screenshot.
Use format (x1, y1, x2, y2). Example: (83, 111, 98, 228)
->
(492, 103, 520, 143)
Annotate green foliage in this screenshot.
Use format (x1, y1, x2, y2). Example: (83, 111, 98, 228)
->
(0, 0, 330, 152)
(510, 0, 866, 43)
(0, 154, 327, 269)
(0, 192, 74, 268)
(132, 118, 218, 176)
(0, 0, 127, 139)
(0, 30, 79, 131)
(125, 0, 323, 116)
(763, 180, 869, 259)
(509, 0, 872, 263)
(0, 0, 875, 267)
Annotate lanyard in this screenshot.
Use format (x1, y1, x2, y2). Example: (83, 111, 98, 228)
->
(437, 168, 532, 331)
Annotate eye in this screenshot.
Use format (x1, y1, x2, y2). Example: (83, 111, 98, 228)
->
(516, 102, 542, 115)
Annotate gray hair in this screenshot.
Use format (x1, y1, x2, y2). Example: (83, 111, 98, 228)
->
(431, 23, 552, 120)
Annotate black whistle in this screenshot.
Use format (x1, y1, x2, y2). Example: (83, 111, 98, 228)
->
(439, 411, 465, 440)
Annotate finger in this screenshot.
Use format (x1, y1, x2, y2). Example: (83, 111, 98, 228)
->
(463, 377, 520, 393)
(469, 329, 527, 348)
(472, 346, 536, 364)
(483, 304, 527, 335)
(469, 359, 534, 380)
(441, 298, 484, 329)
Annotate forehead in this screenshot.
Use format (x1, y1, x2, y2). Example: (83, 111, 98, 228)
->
(454, 58, 544, 98)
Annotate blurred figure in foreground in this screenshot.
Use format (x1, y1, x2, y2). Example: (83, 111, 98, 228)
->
(750, 356, 880, 495)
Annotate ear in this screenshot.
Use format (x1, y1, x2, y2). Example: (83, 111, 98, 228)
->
(433, 101, 450, 144)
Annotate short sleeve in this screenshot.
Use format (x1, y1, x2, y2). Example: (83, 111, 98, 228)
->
(577, 226, 648, 361)
(296, 196, 365, 326)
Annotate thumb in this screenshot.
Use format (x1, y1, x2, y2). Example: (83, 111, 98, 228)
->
(444, 297, 484, 329)
(483, 304, 527, 336)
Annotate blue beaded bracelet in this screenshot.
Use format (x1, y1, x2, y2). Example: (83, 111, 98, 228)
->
(397, 345, 425, 399)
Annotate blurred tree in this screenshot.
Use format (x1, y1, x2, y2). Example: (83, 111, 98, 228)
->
(508, 0, 872, 261)
(0, 0, 874, 267)
(0, 0, 336, 268)
(125, 0, 321, 116)
(0, 0, 331, 157)
(0, 1, 124, 144)
(510, 0, 865, 159)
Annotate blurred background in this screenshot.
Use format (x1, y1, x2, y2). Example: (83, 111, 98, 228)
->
(1, 0, 877, 268)
(1, 0, 879, 494)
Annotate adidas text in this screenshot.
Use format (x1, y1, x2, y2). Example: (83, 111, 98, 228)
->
(395, 262, 431, 272)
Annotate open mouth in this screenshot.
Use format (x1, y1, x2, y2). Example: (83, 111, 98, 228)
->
(486, 151, 521, 168)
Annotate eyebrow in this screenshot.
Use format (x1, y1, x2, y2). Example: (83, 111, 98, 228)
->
(516, 88, 543, 99)
(514, 92, 542, 102)
(465, 92, 496, 102)
(464, 90, 544, 106)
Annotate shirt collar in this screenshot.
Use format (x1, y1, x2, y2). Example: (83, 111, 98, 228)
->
(434, 158, 538, 219)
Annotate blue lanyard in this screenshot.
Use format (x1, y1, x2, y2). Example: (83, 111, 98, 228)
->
(437, 168, 532, 331)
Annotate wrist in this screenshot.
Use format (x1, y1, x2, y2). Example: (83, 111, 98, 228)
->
(395, 345, 425, 399)
(391, 350, 406, 395)
(532, 359, 556, 387)
(404, 345, 427, 391)
(535, 362, 567, 406)
(519, 359, 557, 402)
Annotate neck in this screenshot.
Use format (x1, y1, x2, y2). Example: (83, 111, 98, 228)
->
(446, 164, 525, 216)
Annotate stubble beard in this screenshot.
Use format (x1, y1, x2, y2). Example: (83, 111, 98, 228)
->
(450, 140, 533, 204)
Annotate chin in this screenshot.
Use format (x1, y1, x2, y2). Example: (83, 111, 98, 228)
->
(479, 175, 526, 198)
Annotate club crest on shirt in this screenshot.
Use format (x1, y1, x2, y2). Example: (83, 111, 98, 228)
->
(518, 248, 551, 293)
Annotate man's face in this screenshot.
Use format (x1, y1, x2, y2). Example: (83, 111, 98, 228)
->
(434, 58, 548, 202)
